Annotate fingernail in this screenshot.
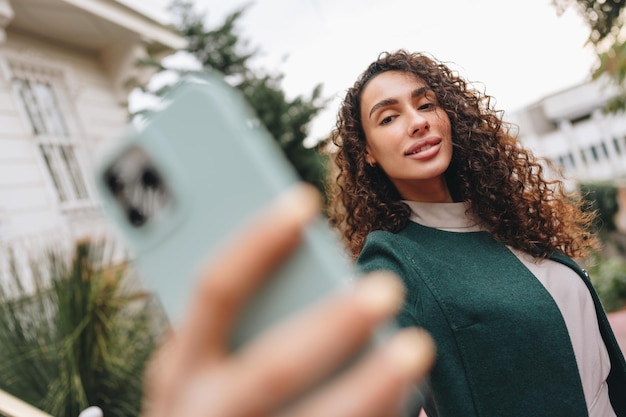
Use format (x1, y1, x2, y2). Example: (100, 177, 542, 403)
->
(386, 328, 436, 379)
(273, 183, 321, 225)
(354, 272, 405, 318)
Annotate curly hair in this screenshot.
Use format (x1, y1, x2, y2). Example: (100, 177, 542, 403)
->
(326, 50, 597, 259)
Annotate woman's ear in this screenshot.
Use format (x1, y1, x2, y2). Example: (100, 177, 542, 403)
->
(365, 154, 377, 167)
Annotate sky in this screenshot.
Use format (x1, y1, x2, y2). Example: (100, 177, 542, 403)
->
(178, 0, 598, 144)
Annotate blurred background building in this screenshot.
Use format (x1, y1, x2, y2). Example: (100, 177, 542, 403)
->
(511, 78, 626, 184)
(0, 0, 184, 258)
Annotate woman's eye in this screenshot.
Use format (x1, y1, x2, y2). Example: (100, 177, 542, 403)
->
(380, 115, 394, 125)
(418, 102, 435, 110)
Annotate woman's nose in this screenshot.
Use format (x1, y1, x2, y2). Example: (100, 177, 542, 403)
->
(408, 110, 429, 136)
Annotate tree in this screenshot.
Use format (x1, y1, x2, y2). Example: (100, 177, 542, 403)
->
(141, 0, 330, 194)
(552, 0, 626, 111)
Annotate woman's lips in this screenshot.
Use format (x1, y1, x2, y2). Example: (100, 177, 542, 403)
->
(404, 138, 442, 160)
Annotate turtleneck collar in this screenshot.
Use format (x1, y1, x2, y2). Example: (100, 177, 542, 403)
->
(402, 200, 484, 232)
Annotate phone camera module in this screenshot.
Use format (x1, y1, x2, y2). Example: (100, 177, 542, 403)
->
(103, 146, 174, 229)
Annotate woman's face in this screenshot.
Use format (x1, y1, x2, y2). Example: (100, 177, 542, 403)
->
(360, 70, 454, 202)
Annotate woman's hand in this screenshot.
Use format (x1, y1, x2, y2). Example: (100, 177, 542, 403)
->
(141, 184, 435, 417)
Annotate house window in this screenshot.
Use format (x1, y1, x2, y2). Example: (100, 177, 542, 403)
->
(600, 142, 609, 159)
(557, 152, 576, 172)
(11, 72, 89, 204)
(590, 145, 599, 162)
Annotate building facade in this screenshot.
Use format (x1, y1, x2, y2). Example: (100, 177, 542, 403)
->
(0, 0, 184, 258)
(510, 78, 626, 185)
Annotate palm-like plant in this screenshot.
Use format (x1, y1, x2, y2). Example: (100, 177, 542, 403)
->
(0, 240, 168, 417)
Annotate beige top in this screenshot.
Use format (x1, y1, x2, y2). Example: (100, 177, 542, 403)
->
(404, 201, 615, 417)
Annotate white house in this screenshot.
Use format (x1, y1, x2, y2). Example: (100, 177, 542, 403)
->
(0, 0, 184, 259)
(510, 78, 626, 184)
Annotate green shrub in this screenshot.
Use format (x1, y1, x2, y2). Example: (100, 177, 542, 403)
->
(0, 240, 168, 417)
(587, 256, 626, 312)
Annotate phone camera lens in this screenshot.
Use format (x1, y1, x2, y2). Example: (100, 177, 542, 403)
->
(127, 207, 146, 227)
(105, 171, 124, 196)
(141, 167, 161, 190)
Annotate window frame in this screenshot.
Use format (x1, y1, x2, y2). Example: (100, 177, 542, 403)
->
(3, 55, 94, 212)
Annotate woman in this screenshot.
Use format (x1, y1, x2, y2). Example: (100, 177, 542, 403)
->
(327, 50, 626, 417)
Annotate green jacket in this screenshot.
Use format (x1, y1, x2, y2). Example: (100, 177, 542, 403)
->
(357, 221, 626, 417)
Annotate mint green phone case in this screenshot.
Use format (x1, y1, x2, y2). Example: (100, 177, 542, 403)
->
(95, 73, 361, 347)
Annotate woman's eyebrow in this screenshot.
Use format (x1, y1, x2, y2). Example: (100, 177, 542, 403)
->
(368, 86, 433, 119)
(412, 86, 431, 99)
(369, 98, 397, 119)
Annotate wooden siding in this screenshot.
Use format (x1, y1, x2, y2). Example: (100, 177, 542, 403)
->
(0, 29, 129, 250)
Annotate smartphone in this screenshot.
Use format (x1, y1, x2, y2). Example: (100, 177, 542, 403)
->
(94, 72, 390, 348)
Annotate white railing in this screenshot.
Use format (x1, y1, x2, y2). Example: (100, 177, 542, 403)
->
(0, 389, 52, 417)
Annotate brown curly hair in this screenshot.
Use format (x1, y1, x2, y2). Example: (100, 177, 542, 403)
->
(326, 50, 597, 259)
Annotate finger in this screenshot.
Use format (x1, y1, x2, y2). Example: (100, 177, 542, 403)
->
(213, 271, 407, 415)
(281, 328, 436, 417)
(141, 334, 176, 417)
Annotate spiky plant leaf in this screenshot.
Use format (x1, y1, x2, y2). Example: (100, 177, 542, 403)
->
(0, 240, 168, 417)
